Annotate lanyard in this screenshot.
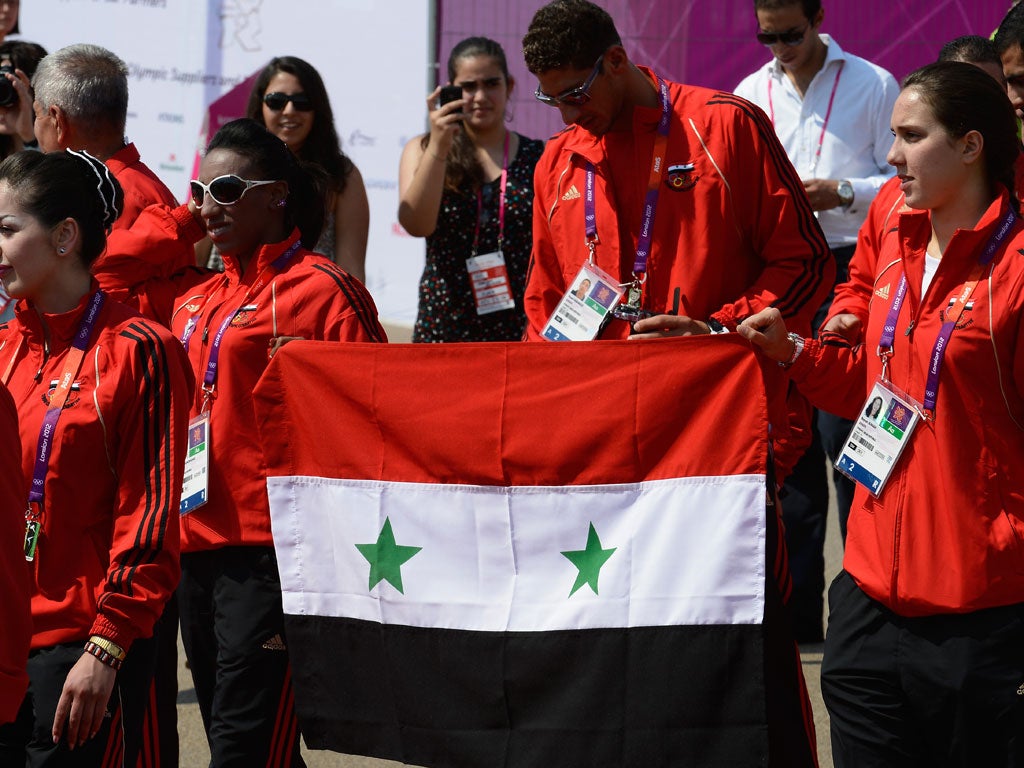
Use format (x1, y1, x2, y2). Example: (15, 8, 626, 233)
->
(878, 208, 1017, 414)
(768, 61, 843, 177)
(181, 241, 301, 406)
(24, 290, 106, 559)
(472, 130, 510, 257)
(583, 76, 672, 282)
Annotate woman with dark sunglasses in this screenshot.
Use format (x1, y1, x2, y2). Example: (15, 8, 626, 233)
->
(244, 55, 368, 283)
(399, 36, 544, 342)
(130, 117, 386, 766)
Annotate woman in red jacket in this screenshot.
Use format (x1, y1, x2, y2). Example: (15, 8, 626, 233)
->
(137, 118, 386, 767)
(0, 150, 192, 766)
(739, 61, 1024, 766)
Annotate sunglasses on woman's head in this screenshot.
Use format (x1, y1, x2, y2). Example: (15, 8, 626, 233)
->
(263, 92, 314, 111)
(189, 175, 277, 207)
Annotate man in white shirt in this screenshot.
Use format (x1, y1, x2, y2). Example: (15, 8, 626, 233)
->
(735, 0, 898, 643)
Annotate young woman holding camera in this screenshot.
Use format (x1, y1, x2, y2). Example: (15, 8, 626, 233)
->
(399, 36, 543, 342)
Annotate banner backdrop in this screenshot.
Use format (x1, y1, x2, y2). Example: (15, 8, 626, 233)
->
(20, 0, 432, 326)
(439, 0, 1011, 147)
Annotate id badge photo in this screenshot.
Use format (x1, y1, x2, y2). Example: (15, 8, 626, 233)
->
(835, 378, 921, 496)
(541, 262, 624, 341)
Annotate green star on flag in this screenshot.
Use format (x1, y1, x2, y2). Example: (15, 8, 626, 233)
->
(561, 522, 616, 597)
(355, 517, 422, 594)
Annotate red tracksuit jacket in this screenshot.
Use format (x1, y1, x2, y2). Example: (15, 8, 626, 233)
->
(0, 382, 29, 721)
(137, 227, 387, 553)
(792, 189, 1024, 615)
(0, 292, 192, 650)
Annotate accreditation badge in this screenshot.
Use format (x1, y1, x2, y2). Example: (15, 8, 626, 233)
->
(835, 378, 921, 496)
(180, 412, 210, 513)
(466, 251, 515, 315)
(541, 262, 624, 341)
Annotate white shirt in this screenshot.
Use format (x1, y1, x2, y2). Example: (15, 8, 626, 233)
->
(735, 35, 899, 248)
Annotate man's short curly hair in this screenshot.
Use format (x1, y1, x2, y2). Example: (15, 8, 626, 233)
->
(523, 0, 622, 74)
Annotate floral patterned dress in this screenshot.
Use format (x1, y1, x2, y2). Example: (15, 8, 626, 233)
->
(413, 134, 544, 342)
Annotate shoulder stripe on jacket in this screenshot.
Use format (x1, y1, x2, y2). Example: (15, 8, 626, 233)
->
(310, 263, 385, 342)
(705, 92, 831, 322)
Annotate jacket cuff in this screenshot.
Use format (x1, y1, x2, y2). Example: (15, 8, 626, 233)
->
(171, 203, 207, 245)
(89, 616, 135, 654)
(708, 308, 736, 331)
(786, 336, 821, 381)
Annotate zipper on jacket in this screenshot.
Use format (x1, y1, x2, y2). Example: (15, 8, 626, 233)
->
(33, 328, 50, 382)
(888, 470, 909, 608)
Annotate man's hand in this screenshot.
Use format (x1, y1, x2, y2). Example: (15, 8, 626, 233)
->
(737, 308, 795, 362)
(9, 68, 36, 143)
(802, 178, 842, 211)
(268, 335, 305, 359)
(628, 314, 709, 339)
(52, 652, 116, 749)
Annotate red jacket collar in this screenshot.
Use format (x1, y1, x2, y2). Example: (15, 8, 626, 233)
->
(104, 142, 140, 175)
(14, 281, 105, 351)
(221, 228, 304, 280)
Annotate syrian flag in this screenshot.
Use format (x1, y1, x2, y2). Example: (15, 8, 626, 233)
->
(254, 338, 773, 767)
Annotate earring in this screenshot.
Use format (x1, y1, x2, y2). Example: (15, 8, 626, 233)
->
(276, 199, 286, 208)
(58, 247, 66, 254)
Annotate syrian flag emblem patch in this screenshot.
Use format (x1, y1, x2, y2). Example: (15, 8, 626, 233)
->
(665, 163, 698, 191)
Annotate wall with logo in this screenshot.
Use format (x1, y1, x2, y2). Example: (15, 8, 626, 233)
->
(439, 0, 1012, 147)
(22, 0, 432, 326)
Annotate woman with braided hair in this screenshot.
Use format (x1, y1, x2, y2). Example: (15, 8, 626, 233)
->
(0, 149, 192, 766)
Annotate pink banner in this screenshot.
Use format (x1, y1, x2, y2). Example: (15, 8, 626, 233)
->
(439, 0, 1010, 143)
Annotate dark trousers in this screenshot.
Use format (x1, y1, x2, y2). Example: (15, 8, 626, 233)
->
(763, 489, 819, 768)
(822, 571, 1024, 767)
(135, 596, 179, 767)
(178, 546, 304, 768)
(780, 243, 857, 642)
(0, 636, 156, 767)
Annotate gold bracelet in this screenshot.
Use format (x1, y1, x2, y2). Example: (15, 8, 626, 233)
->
(83, 641, 123, 671)
(88, 634, 126, 661)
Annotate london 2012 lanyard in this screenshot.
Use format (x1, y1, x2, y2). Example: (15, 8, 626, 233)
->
(768, 61, 843, 178)
(181, 241, 301, 411)
(472, 130, 509, 257)
(583, 77, 671, 320)
(23, 290, 106, 561)
(877, 207, 1017, 416)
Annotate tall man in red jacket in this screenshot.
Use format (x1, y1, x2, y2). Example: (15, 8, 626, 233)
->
(522, 2, 833, 766)
(31, 44, 194, 301)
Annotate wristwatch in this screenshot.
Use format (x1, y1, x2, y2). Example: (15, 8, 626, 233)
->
(779, 332, 805, 368)
(706, 318, 729, 334)
(837, 180, 854, 209)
